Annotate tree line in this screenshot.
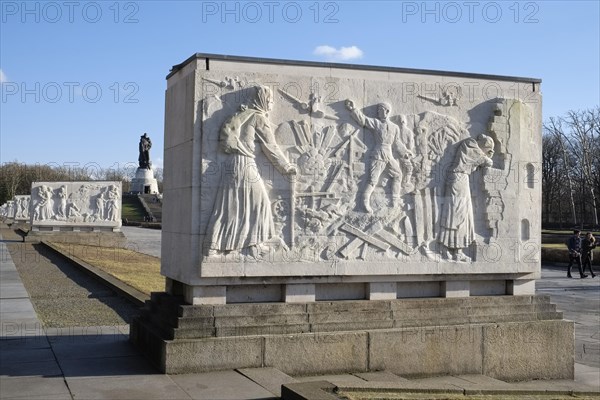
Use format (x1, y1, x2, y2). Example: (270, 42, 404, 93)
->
(542, 107, 599, 229)
(0, 162, 164, 205)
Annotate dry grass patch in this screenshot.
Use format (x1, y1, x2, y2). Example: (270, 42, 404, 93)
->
(51, 242, 164, 295)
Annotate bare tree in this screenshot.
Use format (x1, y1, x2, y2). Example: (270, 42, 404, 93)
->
(544, 118, 578, 225)
(543, 107, 600, 228)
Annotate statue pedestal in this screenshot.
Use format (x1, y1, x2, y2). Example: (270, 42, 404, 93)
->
(131, 168, 159, 194)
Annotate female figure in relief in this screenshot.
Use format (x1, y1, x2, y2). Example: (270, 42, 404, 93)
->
(438, 134, 494, 262)
(206, 85, 296, 259)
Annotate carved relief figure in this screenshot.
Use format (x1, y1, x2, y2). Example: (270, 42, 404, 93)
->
(345, 100, 413, 212)
(95, 194, 106, 220)
(67, 195, 82, 219)
(34, 185, 55, 221)
(438, 134, 495, 261)
(14, 196, 31, 219)
(21, 197, 30, 219)
(138, 133, 152, 169)
(412, 113, 464, 257)
(206, 85, 296, 258)
(106, 185, 120, 221)
(56, 186, 68, 219)
(14, 198, 23, 219)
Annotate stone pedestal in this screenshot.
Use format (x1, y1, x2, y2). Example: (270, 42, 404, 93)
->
(131, 293, 574, 380)
(130, 168, 159, 194)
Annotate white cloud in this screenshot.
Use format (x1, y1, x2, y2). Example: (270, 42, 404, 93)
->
(0, 69, 7, 83)
(313, 45, 364, 61)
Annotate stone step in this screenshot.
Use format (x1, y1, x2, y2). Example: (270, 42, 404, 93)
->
(311, 320, 394, 333)
(170, 323, 313, 339)
(178, 302, 307, 318)
(215, 313, 309, 327)
(173, 295, 553, 319)
(167, 310, 563, 340)
(169, 326, 215, 340)
(309, 310, 393, 324)
(167, 300, 561, 338)
(352, 371, 410, 382)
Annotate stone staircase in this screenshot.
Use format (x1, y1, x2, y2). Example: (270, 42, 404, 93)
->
(138, 194, 162, 222)
(130, 293, 572, 379)
(138, 293, 562, 341)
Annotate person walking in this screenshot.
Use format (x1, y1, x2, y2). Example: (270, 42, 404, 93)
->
(581, 232, 597, 278)
(566, 230, 587, 278)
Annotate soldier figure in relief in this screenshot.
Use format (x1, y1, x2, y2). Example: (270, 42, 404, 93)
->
(345, 100, 413, 212)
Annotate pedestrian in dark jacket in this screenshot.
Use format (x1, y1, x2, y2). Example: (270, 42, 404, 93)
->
(566, 230, 587, 278)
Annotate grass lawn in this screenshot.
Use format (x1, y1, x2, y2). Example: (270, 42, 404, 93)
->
(122, 196, 146, 221)
(51, 242, 164, 295)
(542, 229, 600, 235)
(542, 243, 567, 249)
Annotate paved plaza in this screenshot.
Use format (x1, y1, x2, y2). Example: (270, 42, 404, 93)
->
(1, 227, 598, 399)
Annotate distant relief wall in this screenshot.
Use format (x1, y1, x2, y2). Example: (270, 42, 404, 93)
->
(30, 181, 122, 232)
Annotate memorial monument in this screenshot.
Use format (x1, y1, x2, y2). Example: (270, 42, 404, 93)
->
(28, 181, 125, 245)
(131, 54, 572, 380)
(130, 132, 160, 194)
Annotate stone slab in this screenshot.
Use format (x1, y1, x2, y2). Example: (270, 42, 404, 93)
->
(164, 336, 264, 374)
(482, 320, 575, 381)
(411, 374, 512, 390)
(0, 376, 71, 399)
(369, 325, 484, 377)
(169, 370, 277, 400)
(264, 332, 368, 376)
(352, 371, 410, 382)
(65, 375, 191, 400)
(296, 374, 367, 386)
(59, 355, 157, 377)
(50, 337, 139, 361)
(0, 347, 56, 365)
(237, 367, 298, 397)
(0, 359, 63, 377)
(574, 363, 600, 390)
(281, 381, 338, 400)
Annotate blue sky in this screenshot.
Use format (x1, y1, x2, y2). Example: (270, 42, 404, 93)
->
(1, 0, 599, 170)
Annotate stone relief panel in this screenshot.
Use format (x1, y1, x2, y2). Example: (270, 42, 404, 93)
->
(2, 201, 15, 220)
(30, 182, 122, 229)
(196, 72, 539, 270)
(13, 195, 31, 221)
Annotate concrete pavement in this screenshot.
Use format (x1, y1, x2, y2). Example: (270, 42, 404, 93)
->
(1, 227, 599, 399)
(121, 226, 161, 258)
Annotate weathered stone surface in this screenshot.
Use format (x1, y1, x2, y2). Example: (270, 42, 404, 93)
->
(369, 325, 484, 377)
(164, 336, 263, 374)
(264, 332, 368, 376)
(482, 320, 575, 381)
(131, 295, 574, 379)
